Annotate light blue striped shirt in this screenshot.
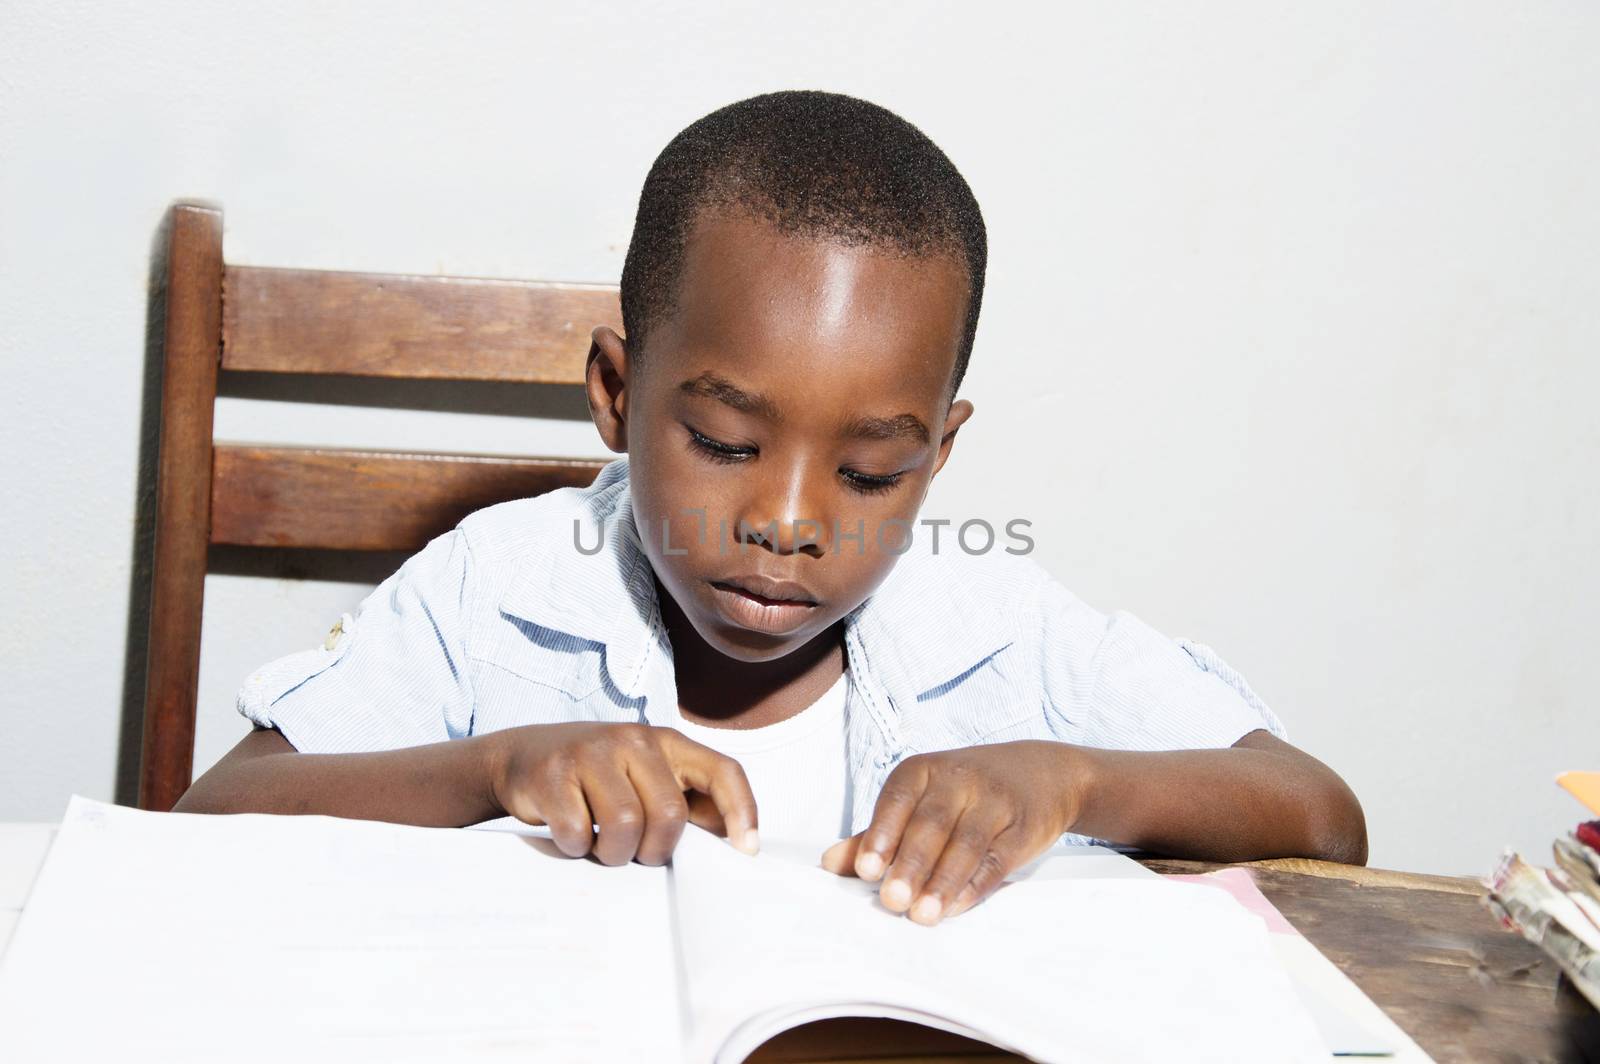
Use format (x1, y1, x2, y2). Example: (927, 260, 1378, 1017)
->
(239, 458, 1284, 841)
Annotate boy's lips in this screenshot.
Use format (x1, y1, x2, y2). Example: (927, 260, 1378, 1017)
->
(708, 576, 819, 635)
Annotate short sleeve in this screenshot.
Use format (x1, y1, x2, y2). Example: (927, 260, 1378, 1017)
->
(1036, 578, 1286, 752)
(236, 529, 477, 753)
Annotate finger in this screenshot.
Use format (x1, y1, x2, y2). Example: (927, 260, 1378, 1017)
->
(946, 825, 1030, 918)
(909, 807, 1009, 925)
(507, 770, 595, 859)
(821, 834, 863, 876)
(662, 732, 760, 855)
(879, 788, 966, 915)
(580, 761, 647, 866)
(625, 749, 690, 866)
(853, 760, 930, 883)
(684, 791, 726, 838)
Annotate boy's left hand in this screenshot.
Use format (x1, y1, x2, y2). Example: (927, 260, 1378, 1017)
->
(821, 741, 1080, 926)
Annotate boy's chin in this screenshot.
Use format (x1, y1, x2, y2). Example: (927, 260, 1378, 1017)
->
(680, 607, 844, 664)
(700, 622, 816, 664)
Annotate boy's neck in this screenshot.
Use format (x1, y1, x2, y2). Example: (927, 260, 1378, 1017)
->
(658, 580, 845, 730)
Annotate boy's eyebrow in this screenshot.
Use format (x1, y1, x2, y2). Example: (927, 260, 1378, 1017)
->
(678, 373, 782, 420)
(677, 371, 930, 443)
(843, 413, 930, 444)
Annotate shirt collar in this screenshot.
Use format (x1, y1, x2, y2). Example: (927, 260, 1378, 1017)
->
(846, 531, 1016, 705)
(497, 463, 663, 701)
(496, 458, 1015, 706)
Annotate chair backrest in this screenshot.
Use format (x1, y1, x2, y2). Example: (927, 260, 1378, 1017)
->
(138, 203, 614, 810)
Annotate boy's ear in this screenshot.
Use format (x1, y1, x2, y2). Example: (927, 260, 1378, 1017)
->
(585, 326, 631, 453)
(929, 399, 974, 478)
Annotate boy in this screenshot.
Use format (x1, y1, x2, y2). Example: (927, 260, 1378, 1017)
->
(178, 90, 1366, 926)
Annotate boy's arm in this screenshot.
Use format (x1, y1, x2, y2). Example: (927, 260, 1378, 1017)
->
(821, 731, 1366, 925)
(176, 723, 761, 867)
(175, 727, 507, 826)
(1068, 729, 1366, 865)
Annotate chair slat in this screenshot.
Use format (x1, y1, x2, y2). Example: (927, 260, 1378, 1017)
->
(211, 445, 607, 552)
(222, 266, 619, 384)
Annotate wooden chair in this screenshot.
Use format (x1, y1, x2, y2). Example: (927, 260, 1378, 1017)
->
(137, 203, 613, 810)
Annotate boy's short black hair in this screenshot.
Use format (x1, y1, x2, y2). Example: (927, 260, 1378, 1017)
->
(620, 90, 987, 393)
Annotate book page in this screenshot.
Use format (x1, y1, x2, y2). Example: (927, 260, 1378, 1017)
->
(0, 798, 681, 1063)
(669, 830, 1328, 1064)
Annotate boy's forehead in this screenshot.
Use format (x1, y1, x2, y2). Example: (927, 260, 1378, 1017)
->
(652, 212, 969, 405)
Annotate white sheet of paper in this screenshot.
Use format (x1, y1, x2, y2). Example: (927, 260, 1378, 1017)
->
(669, 829, 1329, 1064)
(0, 798, 680, 1063)
(1008, 849, 1414, 1060)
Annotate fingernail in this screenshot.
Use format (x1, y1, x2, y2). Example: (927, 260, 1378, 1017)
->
(910, 895, 943, 925)
(735, 828, 760, 856)
(883, 878, 912, 911)
(856, 851, 884, 881)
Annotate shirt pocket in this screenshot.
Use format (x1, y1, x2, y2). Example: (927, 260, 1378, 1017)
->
(466, 614, 638, 732)
(902, 652, 1041, 752)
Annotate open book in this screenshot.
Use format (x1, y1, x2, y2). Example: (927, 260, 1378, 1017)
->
(0, 798, 1333, 1062)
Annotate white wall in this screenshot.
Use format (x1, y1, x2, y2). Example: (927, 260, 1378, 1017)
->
(2, 1, 1595, 875)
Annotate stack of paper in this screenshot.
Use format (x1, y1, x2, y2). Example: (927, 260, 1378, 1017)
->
(1484, 771, 1600, 1011)
(0, 798, 1346, 1062)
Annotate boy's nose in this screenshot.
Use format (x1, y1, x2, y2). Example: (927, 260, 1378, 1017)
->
(735, 467, 831, 557)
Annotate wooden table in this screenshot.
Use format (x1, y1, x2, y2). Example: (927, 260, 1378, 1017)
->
(3, 826, 1595, 1062)
(751, 857, 1600, 1064)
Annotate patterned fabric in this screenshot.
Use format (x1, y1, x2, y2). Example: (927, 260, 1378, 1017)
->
(239, 458, 1285, 841)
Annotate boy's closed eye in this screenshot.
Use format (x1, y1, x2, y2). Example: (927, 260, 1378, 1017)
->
(676, 367, 930, 491)
(684, 424, 911, 495)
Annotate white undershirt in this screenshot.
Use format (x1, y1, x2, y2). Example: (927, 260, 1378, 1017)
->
(672, 672, 852, 847)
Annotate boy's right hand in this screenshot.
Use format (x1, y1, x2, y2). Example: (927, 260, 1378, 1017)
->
(485, 723, 758, 866)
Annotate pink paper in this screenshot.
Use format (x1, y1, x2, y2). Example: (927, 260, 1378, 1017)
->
(1167, 868, 1299, 935)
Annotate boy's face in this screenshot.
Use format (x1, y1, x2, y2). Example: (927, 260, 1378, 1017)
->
(588, 212, 973, 663)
